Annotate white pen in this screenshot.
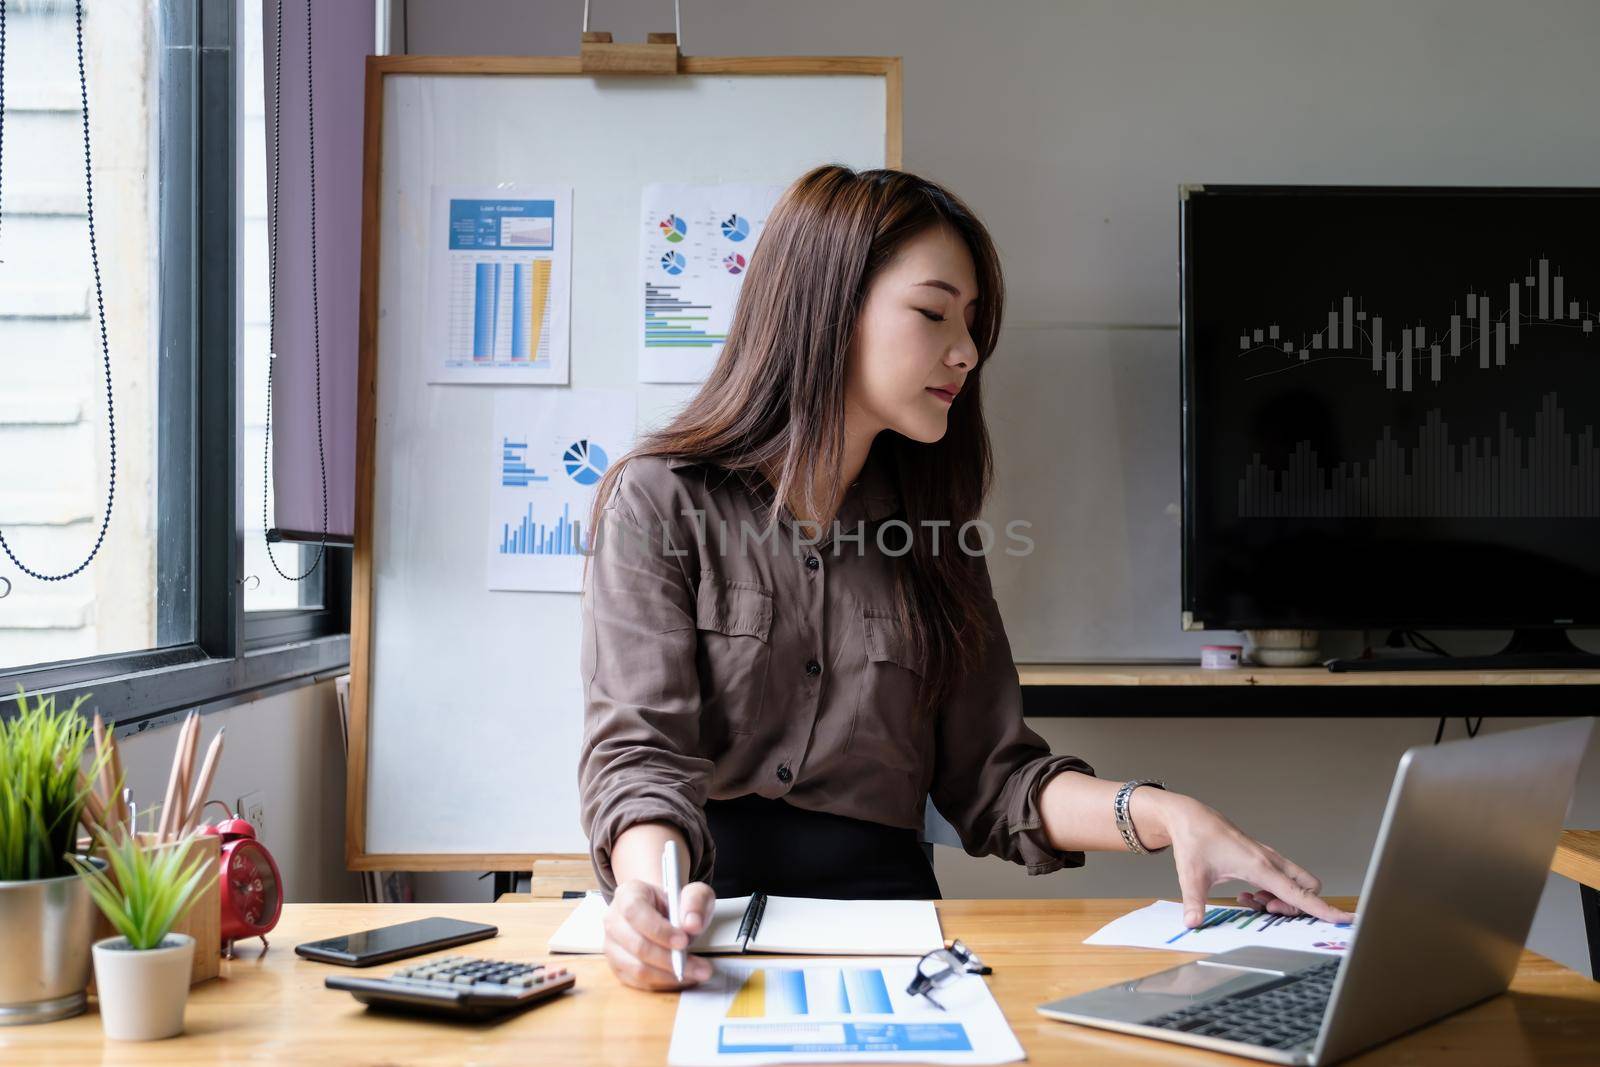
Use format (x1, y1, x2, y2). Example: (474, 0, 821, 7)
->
(662, 839, 685, 981)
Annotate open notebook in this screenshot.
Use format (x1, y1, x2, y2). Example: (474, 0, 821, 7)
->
(547, 891, 944, 956)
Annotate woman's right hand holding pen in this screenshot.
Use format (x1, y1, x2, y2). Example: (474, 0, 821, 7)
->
(604, 878, 717, 990)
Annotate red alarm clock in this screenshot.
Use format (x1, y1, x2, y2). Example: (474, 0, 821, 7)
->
(199, 813, 284, 957)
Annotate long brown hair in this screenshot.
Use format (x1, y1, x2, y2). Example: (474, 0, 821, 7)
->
(589, 164, 1007, 715)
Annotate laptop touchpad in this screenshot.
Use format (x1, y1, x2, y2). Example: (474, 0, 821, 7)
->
(1132, 962, 1278, 998)
(1039, 962, 1282, 1024)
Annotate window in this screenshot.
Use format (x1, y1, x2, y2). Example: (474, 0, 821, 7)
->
(1, 0, 348, 726)
(0, 1, 177, 671)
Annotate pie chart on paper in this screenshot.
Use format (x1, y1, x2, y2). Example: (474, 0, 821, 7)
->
(563, 439, 610, 486)
(721, 213, 751, 241)
(659, 214, 688, 242)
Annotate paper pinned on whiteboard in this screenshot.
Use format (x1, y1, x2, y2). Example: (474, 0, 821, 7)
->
(639, 182, 786, 384)
(487, 387, 636, 593)
(427, 185, 573, 385)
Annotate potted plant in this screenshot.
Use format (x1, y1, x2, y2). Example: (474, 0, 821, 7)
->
(0, 689, 106, 1026)
(72, 830, 208, 1041)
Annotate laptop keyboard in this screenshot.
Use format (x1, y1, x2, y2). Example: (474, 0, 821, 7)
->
(1142, 957, 1340, 1050)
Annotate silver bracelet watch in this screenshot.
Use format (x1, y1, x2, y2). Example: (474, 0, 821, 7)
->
(1114, 779, 1169, 855)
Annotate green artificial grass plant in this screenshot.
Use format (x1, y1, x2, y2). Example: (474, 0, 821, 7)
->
(0, 688, 103, 881)
(71, 831, 209, 951)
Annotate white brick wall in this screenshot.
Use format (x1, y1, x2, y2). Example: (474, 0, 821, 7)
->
(0, 2, 155, 668)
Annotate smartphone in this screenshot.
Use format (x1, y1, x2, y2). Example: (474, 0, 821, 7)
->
(294, 916, 498, 967)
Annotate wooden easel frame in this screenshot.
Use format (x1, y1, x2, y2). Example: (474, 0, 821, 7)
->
(348, 55, 903, 871)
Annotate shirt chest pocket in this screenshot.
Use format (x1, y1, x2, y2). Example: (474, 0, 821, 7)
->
(850, 607, 931, 772)
(695, 578, 774, 735)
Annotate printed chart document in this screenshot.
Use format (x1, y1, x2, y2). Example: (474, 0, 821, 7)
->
(486, 388, 635, 593)
(548, 892, 943, 957)
(668, 957, 1023, 1066)
(1085, 900, 1358, 957)
(427, 185, 572, 385)
(638, 182, 785, 384)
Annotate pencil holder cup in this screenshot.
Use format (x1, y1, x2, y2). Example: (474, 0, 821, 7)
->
(81, 833, 221, 991)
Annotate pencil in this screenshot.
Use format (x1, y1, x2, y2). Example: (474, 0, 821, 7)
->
(107, 727, 128, 834)
(156, 714, 189, 841)
(182, 727, 226, 835)
(174, 712, 200, 840)
(78, 773, 108, 839)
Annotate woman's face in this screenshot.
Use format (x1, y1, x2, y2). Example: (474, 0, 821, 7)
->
(846, 225, 981, 444)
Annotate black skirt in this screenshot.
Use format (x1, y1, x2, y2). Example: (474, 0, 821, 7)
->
(704, 794, 941, 900)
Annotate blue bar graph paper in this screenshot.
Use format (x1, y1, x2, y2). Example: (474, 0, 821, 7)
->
(473, 263, 502, 359)
(501, 439, 549, 488)
(511, 264, 530, 360)
(500, 501, 584, 556)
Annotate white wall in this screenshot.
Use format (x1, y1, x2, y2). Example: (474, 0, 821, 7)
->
(114, 680, 362, 906)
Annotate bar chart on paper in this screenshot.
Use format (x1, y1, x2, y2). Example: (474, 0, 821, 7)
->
(487, 389, 636, 593)
(1085, 900, 1357, 957)
(669, 959, 1030, 1062)
(450, 258, 554, 365)
(727, 966, 897, 1018)
(428, 188, 572, 384)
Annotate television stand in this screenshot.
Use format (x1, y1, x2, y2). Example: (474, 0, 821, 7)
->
(1327, 629, 1600, 672)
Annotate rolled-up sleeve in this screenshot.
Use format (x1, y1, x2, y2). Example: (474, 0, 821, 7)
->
(577, 484, 715, 899)
(929, 561, 1096, 875)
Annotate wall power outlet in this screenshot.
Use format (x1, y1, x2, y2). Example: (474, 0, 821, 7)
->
(236, 791, 267, 838)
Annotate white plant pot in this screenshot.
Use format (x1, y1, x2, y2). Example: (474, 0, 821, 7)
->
(91, 934, 194, 1041)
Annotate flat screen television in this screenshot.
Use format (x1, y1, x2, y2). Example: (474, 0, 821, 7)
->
(1180, 185, 1600, 663)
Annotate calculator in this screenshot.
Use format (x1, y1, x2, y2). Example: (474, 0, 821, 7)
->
(325, 955, 576, 1019)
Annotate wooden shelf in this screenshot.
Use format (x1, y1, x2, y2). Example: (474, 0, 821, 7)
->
(1018, 663, 1600, 687)
(1554, 829, 1600, 890)
(1015, 662, 1600, 717)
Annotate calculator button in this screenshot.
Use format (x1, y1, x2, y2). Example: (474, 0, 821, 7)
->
(453, 974, 478, 986)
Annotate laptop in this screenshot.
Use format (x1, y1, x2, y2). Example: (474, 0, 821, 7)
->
(1037, 717, 1594, 1065)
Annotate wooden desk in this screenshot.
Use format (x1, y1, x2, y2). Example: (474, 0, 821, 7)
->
(3, 899, 1595, 1065)
(1553, 829, 1600, 980)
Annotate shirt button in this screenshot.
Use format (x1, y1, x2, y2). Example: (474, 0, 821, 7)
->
(776, 764, 793, 783)
(805, 555, 820, 571)
(805, 659, 821, 677)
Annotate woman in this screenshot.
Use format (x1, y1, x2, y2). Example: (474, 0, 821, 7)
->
(578, 164, 1353, 991)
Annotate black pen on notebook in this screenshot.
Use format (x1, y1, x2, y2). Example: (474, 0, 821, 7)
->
(662, 839, 685, 981)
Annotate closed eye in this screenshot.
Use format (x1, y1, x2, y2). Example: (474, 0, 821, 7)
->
(918, 308, 945, 322)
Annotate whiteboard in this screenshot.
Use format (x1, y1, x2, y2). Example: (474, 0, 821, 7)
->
(350, 58, 896, 866)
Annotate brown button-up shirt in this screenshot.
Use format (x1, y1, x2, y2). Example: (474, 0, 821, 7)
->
(577, 447, 1095, 897)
